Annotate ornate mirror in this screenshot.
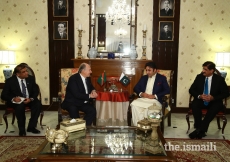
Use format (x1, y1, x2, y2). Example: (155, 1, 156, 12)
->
(89, 0, 138, 57)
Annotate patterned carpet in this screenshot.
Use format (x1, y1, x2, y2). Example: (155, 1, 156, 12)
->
(0, 136, 229, 162)
(0, 136, 45, 162)
(165, 138, 230, 162)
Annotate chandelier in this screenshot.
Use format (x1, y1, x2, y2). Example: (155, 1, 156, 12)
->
(105, 0, 131, 26)
(114, 28, 127, 37)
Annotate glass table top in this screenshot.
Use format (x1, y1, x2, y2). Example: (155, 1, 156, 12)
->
(40, 126, 166, 156)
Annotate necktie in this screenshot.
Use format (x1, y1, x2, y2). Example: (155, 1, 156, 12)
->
(21, 79, 27, 98)
(204, 78, 209, 106)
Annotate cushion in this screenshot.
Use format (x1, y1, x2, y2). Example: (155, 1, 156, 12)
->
(143, 69, 171, 86)
(60, 68, 79, 102)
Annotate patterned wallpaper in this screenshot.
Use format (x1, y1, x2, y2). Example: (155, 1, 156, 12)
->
(0, 0, 49, 105)
(177, 0, 230, 108)
(0, 0, 229, 108)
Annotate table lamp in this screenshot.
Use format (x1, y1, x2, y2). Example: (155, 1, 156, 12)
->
(215, 52, 230, 78)
(0, 50, 16, 80)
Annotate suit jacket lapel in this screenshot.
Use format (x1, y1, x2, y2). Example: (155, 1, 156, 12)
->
(210, 74, 217, 94)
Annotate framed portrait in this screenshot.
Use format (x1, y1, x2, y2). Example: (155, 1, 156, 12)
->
(159, 0, 174, 18)
(53, 21, 68, 40)
(53, 0, 68, 17)
(158, 21, 174, 41)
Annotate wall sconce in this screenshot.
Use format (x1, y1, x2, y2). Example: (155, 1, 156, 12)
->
(215, 52, 230, 78)
(0, 50, 16, 80)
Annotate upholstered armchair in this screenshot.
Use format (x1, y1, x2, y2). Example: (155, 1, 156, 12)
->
(127, 69, 174, 134)
(57, 68, 96, 128)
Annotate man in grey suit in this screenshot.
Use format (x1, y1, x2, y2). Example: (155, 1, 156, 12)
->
(1, 64, 41, 136)
(189, 61, 229, 139)
(61, 63, 98, 126)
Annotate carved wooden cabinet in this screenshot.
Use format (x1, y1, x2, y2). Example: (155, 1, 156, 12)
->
(72, 59, 150, 94)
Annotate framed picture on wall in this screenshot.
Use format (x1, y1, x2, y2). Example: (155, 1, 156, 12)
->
(159, 0, 174, 17)
(53, 21, 68, 40)
(158, 21, 174, 41)
(53, 0, 68, 17)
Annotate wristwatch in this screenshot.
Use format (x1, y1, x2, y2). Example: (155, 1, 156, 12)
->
(30, 98, 34, 101)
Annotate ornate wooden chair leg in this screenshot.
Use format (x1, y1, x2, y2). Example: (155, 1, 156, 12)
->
(160, 120, 164, 135)
(167, 113, 171, 126)
(40, 111, 44, 129)
(216, 117, 221, 129)
(186, 114, 190, 134)
(222, 116, 227, 135)
(3, 113, 9, 133)
(12, 112, 16, 124)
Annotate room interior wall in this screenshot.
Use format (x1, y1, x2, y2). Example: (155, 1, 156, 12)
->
(177, 0, 230, 108)
(0, 0, 49, 105)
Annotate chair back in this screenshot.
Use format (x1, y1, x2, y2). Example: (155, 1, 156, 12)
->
(59, 68, 79, 102)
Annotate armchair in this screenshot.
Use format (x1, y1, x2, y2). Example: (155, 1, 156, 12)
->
(186, 69, 228, 138)
(3, 65, 44, 133)
(127, 69, 174, 134)
(57, 68, 96, 128)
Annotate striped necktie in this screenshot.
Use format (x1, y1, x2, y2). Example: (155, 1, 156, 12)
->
(21, 79, 27, 98)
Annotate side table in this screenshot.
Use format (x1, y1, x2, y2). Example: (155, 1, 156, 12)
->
(96, 91, 129, 126)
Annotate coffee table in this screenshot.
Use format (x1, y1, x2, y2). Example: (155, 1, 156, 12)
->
(28, 126, 176, 161)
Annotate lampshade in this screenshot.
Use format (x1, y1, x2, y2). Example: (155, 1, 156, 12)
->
(0, 51, 16, 64)
(0, 50, 16, 81)
(215, 52, 230, 78)
(215, 52, 230, 67)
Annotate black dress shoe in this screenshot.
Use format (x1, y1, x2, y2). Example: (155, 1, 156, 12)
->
(189, 130, 198, 139)
(19, 131, 26, 136)
(197, 131, 206, 139)
(27, 128, 41, 134)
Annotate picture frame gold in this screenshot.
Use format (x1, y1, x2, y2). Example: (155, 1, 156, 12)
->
(53, 21, 68, 40)
(158, 21, 174, 41)
(53, 0, 68, 17)
(159, 0, 174, 18)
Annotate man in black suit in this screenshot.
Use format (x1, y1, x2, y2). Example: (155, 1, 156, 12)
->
(1, 64, 41, 136)
(54, 0, 67, 16)
(55, 22, 67, 39)
(61, 63, 98, 126)
(189, 61, 229, 139)
(160, 0, 173, 16)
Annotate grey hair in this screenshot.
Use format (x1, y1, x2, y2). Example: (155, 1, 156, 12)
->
(78, 63, 87, 73)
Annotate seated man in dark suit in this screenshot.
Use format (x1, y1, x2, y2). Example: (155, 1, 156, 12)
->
(61, 63, 98, 126)
(1, 64, 41, 136)
(130, 62, 170, 126)
(189, 61, 229, 139)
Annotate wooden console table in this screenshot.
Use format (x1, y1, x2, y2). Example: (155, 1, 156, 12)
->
(72, 59, 149, 94)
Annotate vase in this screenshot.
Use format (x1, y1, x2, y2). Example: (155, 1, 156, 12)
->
(87, 47, 97, 58)
(129, 44, 137, 60)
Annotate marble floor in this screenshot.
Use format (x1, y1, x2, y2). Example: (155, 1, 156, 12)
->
(0, 111, 229, 139)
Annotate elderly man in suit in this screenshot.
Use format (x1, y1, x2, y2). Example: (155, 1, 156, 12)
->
(61, 63, 98, 126)
(189, 61, 229, 139)
(1, 64, 41, 136)
(131, 62, 170, 126)
(160, 0, 173, 16)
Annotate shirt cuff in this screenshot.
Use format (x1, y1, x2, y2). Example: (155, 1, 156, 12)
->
(139, 92, 142, 97)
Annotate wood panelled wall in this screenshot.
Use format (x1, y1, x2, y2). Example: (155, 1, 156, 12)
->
(152, 0, 180, 110)
(47, 0, 180, 111)
(48, 0, 75, 110)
